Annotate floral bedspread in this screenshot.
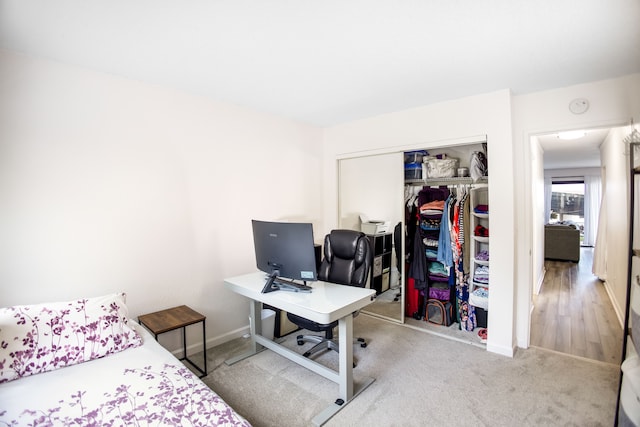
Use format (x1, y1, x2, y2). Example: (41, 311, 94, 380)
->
(0, 323, 251, 427)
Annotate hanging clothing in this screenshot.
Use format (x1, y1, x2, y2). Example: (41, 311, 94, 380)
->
(459, 191, 471, 271)
(451, 193, 476, 331)
(405, 190, 419, 265)
(408, 226, 428, 290)
(437, 195, 454, 268)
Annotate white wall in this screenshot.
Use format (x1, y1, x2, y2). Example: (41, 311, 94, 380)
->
(323, 90, 517, 357)
(544, 167, 601, 179)
(512, 74, 640, 348)
(531, 136, 545, 295)
(0, 50, 323, 350)
(599, 127, 632, 321)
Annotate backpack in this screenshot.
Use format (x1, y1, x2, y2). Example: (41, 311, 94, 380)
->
(425, 299, 453, 326)
(470, 151, 488, 182)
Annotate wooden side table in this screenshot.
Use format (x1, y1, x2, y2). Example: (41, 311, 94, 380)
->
(138, 305, 207, 378)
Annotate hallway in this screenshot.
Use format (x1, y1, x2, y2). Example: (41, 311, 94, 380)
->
(531, 247, 622, 364)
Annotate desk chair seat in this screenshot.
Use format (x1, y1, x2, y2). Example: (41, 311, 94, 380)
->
(287, 229, 372, 364)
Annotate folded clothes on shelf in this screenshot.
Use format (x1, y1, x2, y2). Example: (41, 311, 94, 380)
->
(469, 286, 489, 310)
(419, 200, 445, 213)
(420, 201, 445, 217)
(473, 265, 489, 284)
(423, 238, 439, 247)
(474, 225, 489, 237)
(428, 261, 449, 277)
(420, 218, 441, 230)
(475, 250, 490, 261)
(474, 204, 489, 214)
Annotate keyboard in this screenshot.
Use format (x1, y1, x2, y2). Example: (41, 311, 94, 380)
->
(273, 279, 313, 293)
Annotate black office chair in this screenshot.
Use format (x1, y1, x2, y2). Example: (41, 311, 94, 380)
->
(287, 229, 372, 362)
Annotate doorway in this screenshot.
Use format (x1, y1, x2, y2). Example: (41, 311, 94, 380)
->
(530, 126, 624, 363)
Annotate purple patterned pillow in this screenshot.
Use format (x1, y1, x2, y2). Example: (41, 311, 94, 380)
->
(0, 293, 142, 383)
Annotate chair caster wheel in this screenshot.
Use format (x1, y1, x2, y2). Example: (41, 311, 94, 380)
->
(357, 337, 365, 342)
(303, 351, 311, 357)
(297, 340, 304, 346)
(360, 342, 367, 348)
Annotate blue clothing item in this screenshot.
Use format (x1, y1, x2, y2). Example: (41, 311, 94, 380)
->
(437, 195, 453, 268)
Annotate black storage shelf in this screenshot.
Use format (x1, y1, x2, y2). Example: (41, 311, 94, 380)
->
(366, 233, 393, 295)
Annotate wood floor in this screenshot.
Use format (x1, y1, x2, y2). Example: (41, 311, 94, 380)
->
(531, 247, 623, 364)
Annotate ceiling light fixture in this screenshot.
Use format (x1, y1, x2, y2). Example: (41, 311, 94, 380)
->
(557, 130, 587, 140)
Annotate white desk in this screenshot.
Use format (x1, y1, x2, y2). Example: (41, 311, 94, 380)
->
(224, 271, 376, 426)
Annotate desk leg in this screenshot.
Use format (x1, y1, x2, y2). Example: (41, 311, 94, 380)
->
(311, 314, 374, 426)
(225, 300, 265, 365)
(338, 314, 354, 400)
(249, 300, 264, 353)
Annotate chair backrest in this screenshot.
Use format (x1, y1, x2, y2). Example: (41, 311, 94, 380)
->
(317, 230, 372, 288)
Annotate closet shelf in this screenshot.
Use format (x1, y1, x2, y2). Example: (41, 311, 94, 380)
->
(469, 183, 490, 327)
(469, 288, 489, 310)
(405, 176, 488, 187)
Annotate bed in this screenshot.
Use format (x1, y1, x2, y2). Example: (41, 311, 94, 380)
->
(0, 293, 251, 426)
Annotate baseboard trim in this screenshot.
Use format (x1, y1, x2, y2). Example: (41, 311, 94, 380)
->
(170, 325, 249, 358)
(535, 267, 546, 295)
(602, 280, 625, 328)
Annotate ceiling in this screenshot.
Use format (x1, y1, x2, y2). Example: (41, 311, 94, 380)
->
(1, 1, 639, 168)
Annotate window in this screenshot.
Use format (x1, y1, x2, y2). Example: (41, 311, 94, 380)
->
(549, 181, 584, 240)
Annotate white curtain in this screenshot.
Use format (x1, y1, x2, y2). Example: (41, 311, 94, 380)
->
(583, 175, 602, 246)
(544, 177, 552, 223)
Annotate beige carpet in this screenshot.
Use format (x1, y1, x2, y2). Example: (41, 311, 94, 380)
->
(196, 314, 619, 427)
(363, 287, 403, 320)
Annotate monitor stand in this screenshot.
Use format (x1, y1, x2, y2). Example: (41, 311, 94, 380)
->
(261, 271, 280, 294)
(260, 271, 313, 294)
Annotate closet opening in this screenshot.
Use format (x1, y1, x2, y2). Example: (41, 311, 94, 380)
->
(402, 142, 489, 348)
(337, 134, 491, 349)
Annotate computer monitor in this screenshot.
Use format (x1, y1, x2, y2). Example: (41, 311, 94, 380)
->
(251, 220, 318, 293)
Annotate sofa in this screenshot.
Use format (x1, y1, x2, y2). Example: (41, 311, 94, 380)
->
(544, 223, 581, 262)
